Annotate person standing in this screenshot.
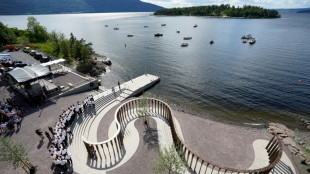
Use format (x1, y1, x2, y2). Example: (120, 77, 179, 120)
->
(35, 129, 44, 139)
(118, 81, 121, 90)
(45, 131, 52, 142)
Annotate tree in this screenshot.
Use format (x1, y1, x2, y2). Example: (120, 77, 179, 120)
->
(137, 93, 150, 126)
(152, 145, 186, 174)
(26, 16, 49, 43)
(0, 22, 17, 47)
(0, 136, 29, 170)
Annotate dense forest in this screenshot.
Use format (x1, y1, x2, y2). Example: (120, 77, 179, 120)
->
(0, 0, 163, 15)
(154, 4, 280, 18)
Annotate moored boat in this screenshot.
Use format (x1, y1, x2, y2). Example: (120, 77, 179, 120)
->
(249, 38, 256, 44)
(127, 34, 134, 37)
(105, 25, 108, 27)
(210, 40, 214, 44)
(113, 27, 119, 30)
(154, 33, 163, 37)
(176, 29, 180, 33)
(241, 34, 252, 39)
(144, 26, 148, 28)
(193, 24, 198, 28)
(184, 37, 192, 40)
(181, 43, 188, 47)
(161, 24, 166, 26)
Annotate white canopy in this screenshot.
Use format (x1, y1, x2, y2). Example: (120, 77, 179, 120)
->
(8, 64, 51, 83)
(41, 59, 65, 67)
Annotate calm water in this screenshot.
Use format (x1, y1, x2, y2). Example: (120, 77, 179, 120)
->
(1, 13, 310, 127)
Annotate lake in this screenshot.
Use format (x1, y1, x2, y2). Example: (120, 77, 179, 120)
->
(1, 12, 310, 127)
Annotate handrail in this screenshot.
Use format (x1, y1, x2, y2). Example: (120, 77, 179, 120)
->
(82, 98, 282, 173)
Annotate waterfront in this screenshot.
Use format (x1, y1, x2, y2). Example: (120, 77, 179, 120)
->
(1, 12, 310, 127)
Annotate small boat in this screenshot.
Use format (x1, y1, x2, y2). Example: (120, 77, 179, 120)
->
(181, 43, 188, 47)
(249, 38, 256, 44)
(113, 27, 119, 30)
(242, 40, 247, 43)
(193, 24, 198, 28)
(176, 29, 180, 33)
(184, 37, 192, 40)
(127, 34, 134, 37)
(210, 40, 214, 44)
(144, 26, 148, 28)
(105, 25, 108, 27)
(241, 34, 252, 39)
(161, 24, 166, 26)
(154, 33, 163, 37)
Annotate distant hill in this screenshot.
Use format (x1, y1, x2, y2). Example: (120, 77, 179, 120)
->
(0, 0, 164, 15)
(297, 9, 310, 13)
(275, 8, 310, 13)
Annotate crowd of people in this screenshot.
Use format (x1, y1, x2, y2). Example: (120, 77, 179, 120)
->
(45, 95, 94, 172)
(0, 97, 23, 133)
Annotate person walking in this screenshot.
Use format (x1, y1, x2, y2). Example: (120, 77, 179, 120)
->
(35, 129, 44, 139)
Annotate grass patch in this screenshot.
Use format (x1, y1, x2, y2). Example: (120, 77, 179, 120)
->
(32, 42, 56, 56)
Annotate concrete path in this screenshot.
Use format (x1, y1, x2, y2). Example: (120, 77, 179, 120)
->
(67, 74, 160, 173)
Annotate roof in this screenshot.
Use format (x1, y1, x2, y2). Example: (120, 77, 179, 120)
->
(41, 58, 65, 66)
(7, 64, 51, 83)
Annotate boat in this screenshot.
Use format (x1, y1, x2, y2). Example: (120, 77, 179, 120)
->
(242, 40, 247, 43)
(113, 27, 119, 30)
(105, 25, 108, 27)
(241, 34, 252, 39)
(193, 24, 198, 28)
(144, 26, 148, 28)
(184, 37, 192, 40)
(161, 24, 166, 26)
(181, 43, 188, 47)
(127, 34, 134, 37)
(249, 38, 256, 44)
(154, 33, 163, 37)
(210, 40, 214, 44)
(176, 29, 180, 33)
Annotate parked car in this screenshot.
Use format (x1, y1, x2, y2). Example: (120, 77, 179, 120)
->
(30, 50, 36, 56)
(34, 53, 42, 60)
(23, 47, 30, 53)
(40, 56, 51, 63)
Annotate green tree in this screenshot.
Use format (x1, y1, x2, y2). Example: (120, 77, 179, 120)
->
(0, 136, 29, 170)
(26, 16, 49, 43)
(152, 145, 186, 174)
(0, 22, 17, 46)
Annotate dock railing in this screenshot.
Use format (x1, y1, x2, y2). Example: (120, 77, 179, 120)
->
(82, 98, 282, 173)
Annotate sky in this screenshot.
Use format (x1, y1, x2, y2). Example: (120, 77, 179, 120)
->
(141, 0, 310, 9)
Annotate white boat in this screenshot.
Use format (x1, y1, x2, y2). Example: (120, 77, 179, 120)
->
(176, 29, 180, 33)
(249, 38, 256, 44)
(193, 24, 198, 28)
(184, 37, 192, 40)
(181, 43, 188, 47)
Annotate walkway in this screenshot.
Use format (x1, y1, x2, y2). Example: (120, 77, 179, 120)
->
(67, 74, 160, 173)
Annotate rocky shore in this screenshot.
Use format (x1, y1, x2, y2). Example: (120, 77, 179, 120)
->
(268, 122, 310, 169)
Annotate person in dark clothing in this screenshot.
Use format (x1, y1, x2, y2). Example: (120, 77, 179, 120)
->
(35, 129, 44, 139)
(48, 126, 54, 135)
(45, 131, 52, 142)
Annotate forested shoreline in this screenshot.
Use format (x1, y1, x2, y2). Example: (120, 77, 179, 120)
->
(0, 17, 106, 76)
(154, 4, 280, 18)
